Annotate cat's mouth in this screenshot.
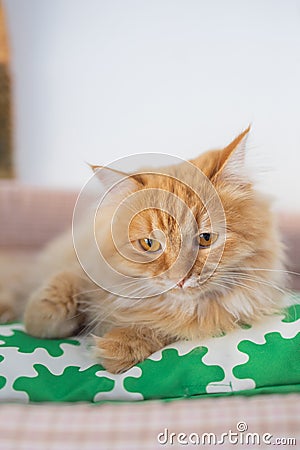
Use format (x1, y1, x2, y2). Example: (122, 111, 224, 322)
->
(172, 276, 200, 291)
(173, 285, 196, 291)
(176, 277, 187, 289)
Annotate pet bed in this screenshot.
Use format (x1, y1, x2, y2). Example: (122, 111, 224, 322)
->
(0, 300, 299, 403)
(0, 181, 299, 449)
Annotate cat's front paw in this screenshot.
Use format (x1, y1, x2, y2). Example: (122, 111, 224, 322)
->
(93, 327, 156, 374)
(24, 272, 82, 338)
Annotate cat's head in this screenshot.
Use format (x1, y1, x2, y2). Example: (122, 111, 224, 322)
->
(89, 127, 284, 307)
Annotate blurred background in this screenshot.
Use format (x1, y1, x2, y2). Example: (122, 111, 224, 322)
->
(1, 0, 300, 210)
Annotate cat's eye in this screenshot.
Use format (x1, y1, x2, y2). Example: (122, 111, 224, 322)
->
(138, 238, 162, 252)
(197, 232, 218, 248)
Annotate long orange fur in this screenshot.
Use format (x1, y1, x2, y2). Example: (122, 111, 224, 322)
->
(0, 127, 286, 373)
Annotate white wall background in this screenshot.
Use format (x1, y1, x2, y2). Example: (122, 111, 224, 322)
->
(3, 0, 300, 210)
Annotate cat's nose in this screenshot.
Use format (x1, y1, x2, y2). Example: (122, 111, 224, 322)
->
(177, 277, 187, 288)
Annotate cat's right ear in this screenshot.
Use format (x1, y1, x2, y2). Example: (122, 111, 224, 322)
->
(89, 165, 142, 197)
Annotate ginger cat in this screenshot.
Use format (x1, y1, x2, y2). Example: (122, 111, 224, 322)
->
(0, 127, 286, 373)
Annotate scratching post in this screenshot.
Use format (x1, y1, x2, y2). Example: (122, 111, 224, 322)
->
(0, 1, 14, 178)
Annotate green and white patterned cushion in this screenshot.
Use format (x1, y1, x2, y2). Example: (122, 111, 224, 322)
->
(0, 296, 299, 403)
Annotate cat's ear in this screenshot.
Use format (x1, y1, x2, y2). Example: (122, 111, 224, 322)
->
(89, 165, 142, 197)
(213, 126, 250, 182)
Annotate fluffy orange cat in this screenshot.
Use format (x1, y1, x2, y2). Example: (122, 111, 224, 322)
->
(0, 127, 286, 373)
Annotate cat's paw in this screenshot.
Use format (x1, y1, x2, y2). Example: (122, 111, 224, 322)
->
(24, 272, 82, 338)
(93, 328, 155, 374)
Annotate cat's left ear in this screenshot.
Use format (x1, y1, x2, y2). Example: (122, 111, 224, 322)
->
(89, 165, 143, 197)
(213, 125, 250, 182)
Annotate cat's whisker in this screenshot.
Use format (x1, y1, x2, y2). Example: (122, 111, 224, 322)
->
(74, 283, 157, 335)
(215, 277, 265, 296)
(117, 289, 153, 300)
(73, 280, 146, 310)
(72, 287, 104, 301)
(216, 275, 287, 300)
(212, 271, 285, 298)
(78, 300, 120, 336)
(78, 314, 104, 337)
(103, 278, 146, 293)
(110, 280, 146, 296)
(215, 270, 292, 296)
(219, 267, 300, 277)
(209, 279, 278, 308)
(219, 271, 286, 287)
(80, 296, 147, 337)
(208, 280, 230, 295)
